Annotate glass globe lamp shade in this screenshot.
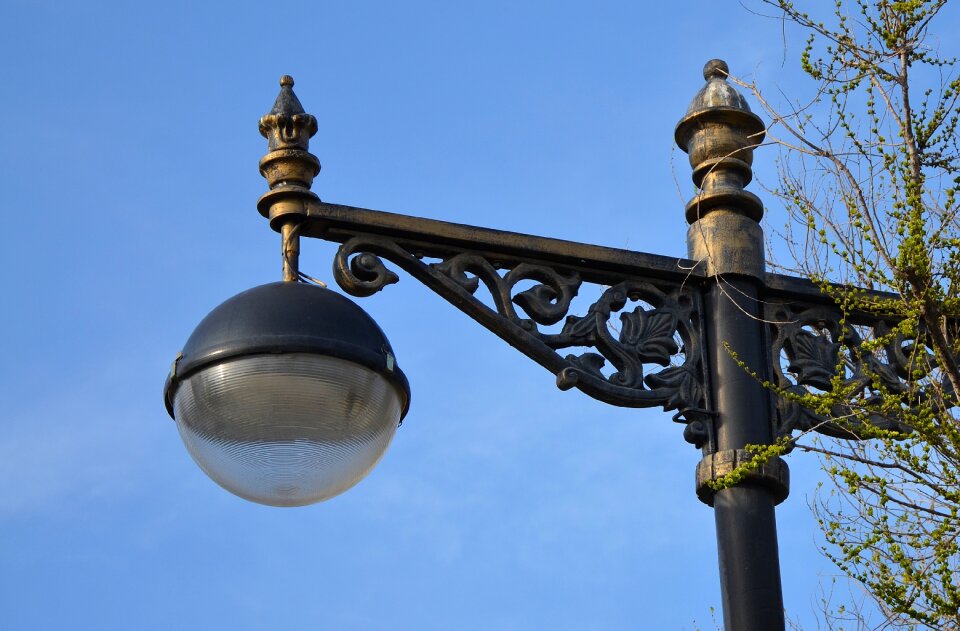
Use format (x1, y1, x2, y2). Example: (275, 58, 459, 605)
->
(164, 282, 410, 507)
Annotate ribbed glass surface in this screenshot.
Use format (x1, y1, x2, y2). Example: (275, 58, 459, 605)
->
(173, 353, 402, 506)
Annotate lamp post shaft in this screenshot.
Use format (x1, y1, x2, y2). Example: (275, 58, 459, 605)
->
(676, 60, 788, 629)
(706, 279, 785, 630)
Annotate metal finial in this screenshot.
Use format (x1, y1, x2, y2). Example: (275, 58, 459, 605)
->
(257, 78, 322, 234)
(266, 76, 307, 119)
(703, 59, 729, 81)
(257, 78, 323, 280)
(674, 60, 766, 225)
(675, 60, 767, 278)
(258, 76, 319, 153)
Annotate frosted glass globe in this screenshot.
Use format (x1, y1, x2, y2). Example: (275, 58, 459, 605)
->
(172, 353, 403, 506)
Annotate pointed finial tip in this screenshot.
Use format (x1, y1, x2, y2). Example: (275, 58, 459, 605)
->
(280, 75, 295, 88)
(703, 59, 729, 81)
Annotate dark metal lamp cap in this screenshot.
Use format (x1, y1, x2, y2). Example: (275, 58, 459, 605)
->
(686, 59, 753, 114)
(674, 59, 765, 149)
(164, 281, 410, 419)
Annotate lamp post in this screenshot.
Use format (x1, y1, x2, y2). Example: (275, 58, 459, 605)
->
(164, 61, 912, 630)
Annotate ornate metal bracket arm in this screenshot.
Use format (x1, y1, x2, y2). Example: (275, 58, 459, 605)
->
(332, 232, 708, 419)
(255, 72, 713, 436)
(766, 297, 935, 440)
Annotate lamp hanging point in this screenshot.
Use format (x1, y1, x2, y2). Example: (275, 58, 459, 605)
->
(703, 59, 729, 81)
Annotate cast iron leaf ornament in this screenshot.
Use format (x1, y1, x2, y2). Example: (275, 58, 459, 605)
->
(645, 365, 703, 414)
(513, 283, 570, 326)
(557, 309, 601, 344)
(619, 307, 680, 366)
(785, 328, 841, 390)
(768, 303, 917, 438)
(567, 353, 607, 379)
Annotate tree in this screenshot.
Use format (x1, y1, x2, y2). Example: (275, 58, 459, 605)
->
(733, 1, 960, 627)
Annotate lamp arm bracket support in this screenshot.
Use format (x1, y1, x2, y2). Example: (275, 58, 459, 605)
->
(334, 233, 710, 420)
(296, 200, 706, 285)
(766, 297, 938, 440)
(293, 201, 712, 442)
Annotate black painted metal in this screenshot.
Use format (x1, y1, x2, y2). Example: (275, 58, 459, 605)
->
(301, 197, 908, 315)
(298, 200, 704, 285)
(704, 277, 785, 631)
(714, 488, 785, 630)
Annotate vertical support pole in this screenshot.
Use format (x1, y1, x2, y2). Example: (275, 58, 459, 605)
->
(281, 221, 300, 282)
(676, 60, 790, 631)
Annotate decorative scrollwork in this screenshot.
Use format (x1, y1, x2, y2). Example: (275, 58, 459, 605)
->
(334, 250, 399, 296)
(768, 302, 924, 439)
(546, 281, 704, 412)
(433, 255, 581, 327)
(332, 235, 707, 420)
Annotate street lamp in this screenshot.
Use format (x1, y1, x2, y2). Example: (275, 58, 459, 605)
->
(164, 62, 906, 630)
(163, 281, 410, 507)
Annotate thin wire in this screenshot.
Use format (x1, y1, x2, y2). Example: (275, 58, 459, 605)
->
(297, 270, 327, 287)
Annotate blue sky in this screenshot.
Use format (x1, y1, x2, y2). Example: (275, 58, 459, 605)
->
(2, 1, 942, 629)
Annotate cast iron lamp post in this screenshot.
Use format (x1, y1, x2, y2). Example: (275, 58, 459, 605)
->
(164, 61, 913, 630)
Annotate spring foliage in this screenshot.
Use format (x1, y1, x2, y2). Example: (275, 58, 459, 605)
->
(743, 1, 960, 627)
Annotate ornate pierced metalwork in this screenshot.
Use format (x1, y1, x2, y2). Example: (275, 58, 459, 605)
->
(333, 234, 708, 419)
(767, 300, 926, 439)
